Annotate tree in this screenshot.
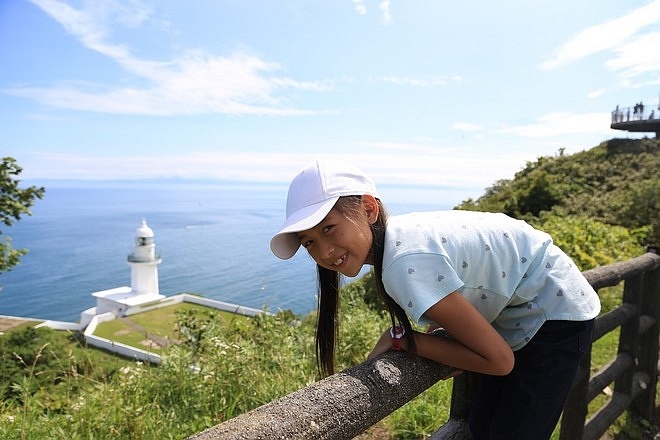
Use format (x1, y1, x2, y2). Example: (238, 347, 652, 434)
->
(0, 157, 45, 273)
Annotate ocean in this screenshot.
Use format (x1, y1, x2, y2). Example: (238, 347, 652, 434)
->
(0, 181, 471, 322)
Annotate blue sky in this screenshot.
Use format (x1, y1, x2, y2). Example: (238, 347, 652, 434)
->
(2, 0, 659, 199)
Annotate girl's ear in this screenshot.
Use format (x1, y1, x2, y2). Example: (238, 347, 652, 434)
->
(361, 194, 380, 224)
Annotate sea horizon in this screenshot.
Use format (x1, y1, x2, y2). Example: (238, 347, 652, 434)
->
(1, 179, 481, 322)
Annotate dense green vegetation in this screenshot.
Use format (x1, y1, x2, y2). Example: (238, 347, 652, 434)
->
(0, 138, 657, 439)
(0, 157, 45, 274)
(457, 138, 658, 263)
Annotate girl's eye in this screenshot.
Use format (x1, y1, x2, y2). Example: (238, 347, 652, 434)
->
(301, 240, 313, 248)
(322, 225, 333, 234)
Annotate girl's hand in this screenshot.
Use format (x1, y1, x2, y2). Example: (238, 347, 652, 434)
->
(367, 328, 400, 360)
(366, 327, 465, 381)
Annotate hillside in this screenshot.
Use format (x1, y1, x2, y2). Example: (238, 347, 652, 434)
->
(456, 137, 659, 251)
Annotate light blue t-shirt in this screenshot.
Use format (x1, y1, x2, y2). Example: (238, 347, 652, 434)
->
(381, 210, 601, 351)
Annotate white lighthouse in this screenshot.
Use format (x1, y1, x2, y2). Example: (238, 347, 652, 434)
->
(89, 219, 166, 317)
(128, 219, 161, 296)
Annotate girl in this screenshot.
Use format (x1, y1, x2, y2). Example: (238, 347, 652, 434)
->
(270, 159, 600, 440)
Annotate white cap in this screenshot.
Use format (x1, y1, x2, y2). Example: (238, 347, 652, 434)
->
(270, 159, 379, 259)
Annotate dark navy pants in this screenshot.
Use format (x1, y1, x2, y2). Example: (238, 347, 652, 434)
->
(468, 319, 595, 440)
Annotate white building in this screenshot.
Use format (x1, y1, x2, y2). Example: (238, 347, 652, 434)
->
(89, 219, 165, 317)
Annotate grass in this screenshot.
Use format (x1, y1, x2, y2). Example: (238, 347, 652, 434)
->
(93, 302, 251, 353)
(0, 277, 656, 439)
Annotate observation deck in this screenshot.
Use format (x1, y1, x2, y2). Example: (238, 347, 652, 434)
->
(611, 102, 660, 138)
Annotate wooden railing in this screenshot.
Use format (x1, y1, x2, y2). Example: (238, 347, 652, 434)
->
(437, 251, 660, 440)
(559, 251, 659, 440)
(188, 252, 660, 439)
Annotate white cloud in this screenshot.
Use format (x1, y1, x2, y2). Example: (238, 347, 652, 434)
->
(452, 122, 483, 132)
(19, 143, 528, 193)
(369, 75, 462, 87)
(539, 0, 660, 75)
(587, 89, 605, 98)
(523, 114, 605, 139)
(379, 1, 392, 24)
(353, 0, 367, 15)
(606, 31, 660, 86)
(496, 112, 612, 138)
(29, 0, 138, 59)
(351, 0, 393, 23)
(14, 0, 328, 115)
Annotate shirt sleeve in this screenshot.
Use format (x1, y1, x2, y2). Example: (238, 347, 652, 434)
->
(382, 252, 464, 325)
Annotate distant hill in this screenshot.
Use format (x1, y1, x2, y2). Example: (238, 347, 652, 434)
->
(456, 137, 659, 250)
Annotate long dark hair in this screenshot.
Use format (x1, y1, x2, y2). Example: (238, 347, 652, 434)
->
(316, 196, 416, 376)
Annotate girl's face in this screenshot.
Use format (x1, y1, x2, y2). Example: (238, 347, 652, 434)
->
(297, 195, 379, 278)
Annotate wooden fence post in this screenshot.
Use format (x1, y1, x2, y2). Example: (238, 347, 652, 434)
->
(614, 275, 643, 396)
(630, 263, 659, 421)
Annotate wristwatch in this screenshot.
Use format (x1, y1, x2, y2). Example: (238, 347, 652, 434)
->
(390, 324, 406, 351)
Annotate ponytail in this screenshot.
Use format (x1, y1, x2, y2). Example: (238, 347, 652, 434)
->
(316, 265, 340, 376)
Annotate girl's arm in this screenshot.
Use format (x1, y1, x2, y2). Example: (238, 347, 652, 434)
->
(368, 291, 514, 376)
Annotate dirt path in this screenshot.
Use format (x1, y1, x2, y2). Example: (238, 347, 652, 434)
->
(0, 317, 38, 332)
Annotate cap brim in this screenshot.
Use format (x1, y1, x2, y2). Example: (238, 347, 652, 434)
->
(270, 195, 340, 259)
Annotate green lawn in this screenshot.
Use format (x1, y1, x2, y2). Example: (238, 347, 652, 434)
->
(93, 302, 252, 353)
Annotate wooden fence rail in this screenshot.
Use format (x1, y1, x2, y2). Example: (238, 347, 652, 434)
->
(189, 252, 660, 439)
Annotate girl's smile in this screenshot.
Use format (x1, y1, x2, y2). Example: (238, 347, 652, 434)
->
(332, 253, 347, 268)
(296, 197, 378, 277)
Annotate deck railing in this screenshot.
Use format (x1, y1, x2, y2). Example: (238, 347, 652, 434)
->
(611, 105, 657, 124)
(188, 252, 660, 440)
